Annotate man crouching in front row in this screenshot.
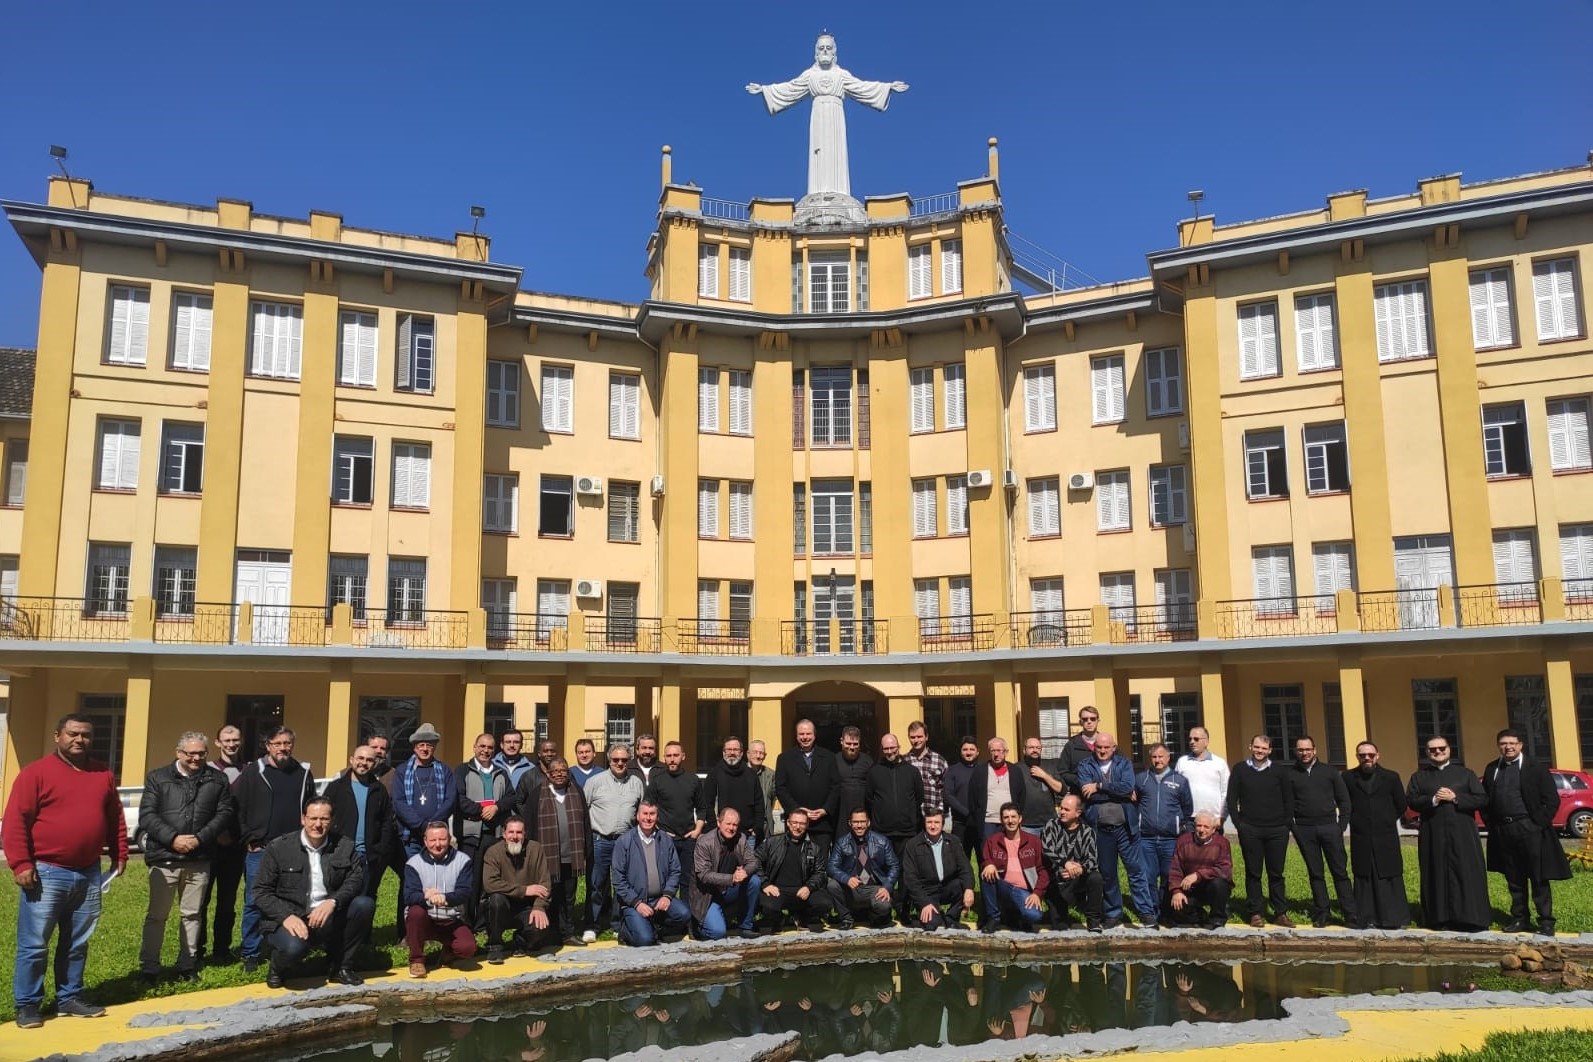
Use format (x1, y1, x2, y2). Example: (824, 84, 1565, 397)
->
(481, 816, 557, 962)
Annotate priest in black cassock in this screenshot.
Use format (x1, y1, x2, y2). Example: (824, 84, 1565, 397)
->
(1342, 741, 1411, 929)
(1405, 736, 1491, 932)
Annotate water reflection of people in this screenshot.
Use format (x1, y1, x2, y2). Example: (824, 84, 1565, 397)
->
(1169, 963, 1245, 1023)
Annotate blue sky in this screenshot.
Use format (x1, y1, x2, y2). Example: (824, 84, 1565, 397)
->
(2, 0, 1590, 348)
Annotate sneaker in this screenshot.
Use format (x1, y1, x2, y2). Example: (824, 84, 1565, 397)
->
(1086, 920, 1105, 934)
(15, 1005, 42, 1029)
(408, 961, 428, 979)
(55, 996, 106, 1018)
(580, 930, 597, 944)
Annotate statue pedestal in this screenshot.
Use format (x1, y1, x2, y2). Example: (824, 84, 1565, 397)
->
(794, 191, 867, 229)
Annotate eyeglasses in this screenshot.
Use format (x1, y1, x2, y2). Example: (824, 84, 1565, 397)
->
(1426, 746, 1449, 753)
(1356, 752, 1378, 759)
(266, 740, 294, 749)
(609, 757, 630, 764)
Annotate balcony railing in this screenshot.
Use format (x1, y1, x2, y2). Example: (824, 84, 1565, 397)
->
(0, 596, 130, 641)
(1357, 588, 1444, 632)
(584, 616, 663, 653)
(1215, 596, 1338, 639)
(153, 602, 236, 644)
(781, 619, 888, 656)
(487, 612, 568, 651)
(1455, 582, 1542, 627)
(909, 191, 959, 217)
(245, 606, 331, 646)
(699, 197, 749, 222)
(352, 608, 467, 650)
(1107, 605, 1198, 644)
(1010, 609, 1095, 649)
(1569, 581, 1593, 622)
(675, 618, 751, 656)
(918, 614, 996, 653)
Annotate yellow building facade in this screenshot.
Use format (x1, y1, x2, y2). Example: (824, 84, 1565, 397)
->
(2, 147, 1591, 806)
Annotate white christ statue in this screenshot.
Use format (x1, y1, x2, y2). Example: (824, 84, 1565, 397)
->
(746, 33, 908, 201)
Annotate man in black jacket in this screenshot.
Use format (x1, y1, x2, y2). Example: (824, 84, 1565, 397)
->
(1226, 734, 1295, 928)
(774, 718, 839, 843)
(834, 726, 874, 820)
(755, 809, 832, 930)
(645, 740, 706, 893)
(866, 734, 925, 863)
(251, 797, 373, 989)
(231, 725, 316, 972)
(1058, 706, 1102, 794)
(322, 746, 401, 911)
(901, 809, 974, 930)
(1483, 729, 1572, 935)
(701, 737, 765, 843)
(1287, 736, 1358, 928)
(139, 730, 234, 983)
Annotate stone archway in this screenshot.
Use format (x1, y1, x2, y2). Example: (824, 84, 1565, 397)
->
(783, 680, 886, 751)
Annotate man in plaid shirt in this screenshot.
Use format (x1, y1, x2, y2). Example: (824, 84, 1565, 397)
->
(1040, 794, 1105, 931)
(905, 722, 949, 822)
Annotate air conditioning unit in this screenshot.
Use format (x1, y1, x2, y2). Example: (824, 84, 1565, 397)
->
(575, 579, 604, 599)
(1067, 472, 1094, 492)
(966, 469, 993, 489)
(1177, 421, 1191, 452)
(575, 475, 604, 497)
(650, 474, 666, 497)
(1002, 469, 1019, 489)
(1182, 523, 1197, 552)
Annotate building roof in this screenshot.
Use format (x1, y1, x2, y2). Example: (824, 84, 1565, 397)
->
(0, 348, 35, 419)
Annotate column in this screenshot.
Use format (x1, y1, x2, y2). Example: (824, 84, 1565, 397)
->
(990, 672, 1019, 751)
(1337, 654, 1369, 758)
(1092, 659, 1123, 740)
(750, 697, 783, 759)
(462, 667, 487, 759)
(196, 272, 251, 603)
(562, 669, 588, 752)
(657, 668, 682, 746)
(886, 696, 919, 742)
(1198, 656, 1231, 763)
(1545, 653, 1582, 771)
(325, 660, 355, 773)
(121, 659, 154, 786)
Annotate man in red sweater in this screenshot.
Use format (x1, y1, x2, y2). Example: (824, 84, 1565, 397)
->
(1167, 811, 1234, 930)
(3, 714, 128, 1028)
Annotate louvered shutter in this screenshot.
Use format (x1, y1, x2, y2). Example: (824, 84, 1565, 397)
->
(126, 287, 150, 365)
(698, 480, 718, 537)
(698, 368, 719, 432)
(947, 476, 967, 534)
(914, 580, 940, 632)
(1313, 543, 1354, 596)
(1295, 294, 1337, 370)
(1469, 269, 1514, 349)
(729, 371, 752, 434)
(1092, 356, 1124, 422)
(941, 240, 963, 294)
(1492, 530, 1537, 586)
(1534, 260, 1578, 340)
(1239, 304, 1277, 378)
(395, 315, 413, 391)
(109, 287, 132, 364)
(913, 480, 936, 536)
(1561, 526, 1593, 591)
(98, 423, 121, 487)
(728, 248, 751, 302)
(1030, 579, 1063, 616)
(730, 482, 752, 538)
(943, 364, 966, 428)
(1028, 479, 1058, 537)
(1546, 398, 1590, 470)
(910, 368, 934, 431)
(908, 245, 931, 299)
(949, 578, 972, 624)
(699, 246, 719, 298)
(697, 580, 719, 621)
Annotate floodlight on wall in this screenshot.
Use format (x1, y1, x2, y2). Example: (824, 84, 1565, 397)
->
(50, 145, 72, 181)
(1186, 189, 1205, 220)
(469, 205, 486, 237)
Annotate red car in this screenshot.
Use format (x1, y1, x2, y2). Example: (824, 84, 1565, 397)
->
(1401, 768, 1593, 838)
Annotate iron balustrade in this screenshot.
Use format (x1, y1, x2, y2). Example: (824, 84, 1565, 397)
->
(244, 606, 331, 647)
(1010, 609, 1094, 649)
(780, 618, 888, 656)
(1455, 582, 1542, 627)
(153, 602, 236, 644)
(918, 614, 996, 652)
(699, 197, 750, 222)
(1215, 595, 1338, 639)
(1357, 588, 1444, 632)
(584, 616, 662, 653)
(352, 608, 467, 649)
(676, 618, 751, 656)
(1568, 581, 1593, 621)
(0, 596, 128, 641)
(1108, 604, 1198, 644)
(908, 192, 959, 217)
(487, 612, 568, 651)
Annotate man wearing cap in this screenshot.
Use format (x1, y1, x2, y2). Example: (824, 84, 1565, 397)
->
(392, 723, 457, 860)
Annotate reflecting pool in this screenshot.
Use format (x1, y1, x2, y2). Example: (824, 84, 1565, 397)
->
(244, 958, 1492, 1062)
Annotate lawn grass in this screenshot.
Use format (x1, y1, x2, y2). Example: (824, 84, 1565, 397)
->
(1392, 1027, 1593, 1062)
(0, 840, 1587, 1023)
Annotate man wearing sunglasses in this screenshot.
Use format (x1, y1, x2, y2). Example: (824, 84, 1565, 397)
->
(1342, 742, 1410, 929)
(1405, 737, 1489, 932)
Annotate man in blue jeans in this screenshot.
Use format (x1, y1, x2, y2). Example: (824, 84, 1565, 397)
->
(1134, 742, 1193, 927)
(1076, 733, 1156, 929)
(230, 725, 315, 973)
(978, 803, 1049, 931)
(581, 743, 644, 941)
(689, 808, 764, 939)
(3, 714, 128, 1028)
(610, 801, 690, 946)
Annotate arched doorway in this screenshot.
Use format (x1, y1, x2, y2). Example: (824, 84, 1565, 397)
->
(784, 680, 885, 752)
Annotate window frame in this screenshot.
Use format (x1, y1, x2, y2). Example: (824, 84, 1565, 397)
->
(1532, 257, 1583, 342)
(1303, 421, 1350, 494)
(1244, 428, 1289, 500)
(152, 545, 197, 619)
(809, 366, 853, 447)
(1468, 266, 1516, 351)
(911, 478, 937, 538)
(698, 478, 720, 539)
(1027, 476, 1061, 538)
(607, 480, 640, 543)
(943, 363, 967, 429)
(907, 243, 932, 300)
(1147, 464, 1188, 527)
(1293, 292, 1340, 372)
(169, 290, 213, 372)
(728, 370, 753, 436)
(1374, 279, 1433, 363)
(538, 474, 574, 537)
(390, 441, 432, 510)
(1481, 402, 1532, 478)
(1143, 347, 1183, 417)
(1237, 301, 1280, 380)
(3, 438, 26, 507)
(95, 417, 141, 492)
(248, 300, 303, 380)
(729, 480, 753, 540)
(1546, 396, 1592, 472)
(698, 367, 720, 433)
(482, 472, 519, 534)
(331, 435, 375, 506)
(386, 557, 427, 624)
(540, 364, 574, 434)
(86, 542, 132, 616)
(337, 309, 378, 388)
(1023, 364, 1057, 433)
(1095, 469, 1131, 532)
(486, 360, 522, 428)
(808, 252, 851, 313)
(909, 367, 935, 433)
(1251, 545, 1297, 616)
(105, 284, 151, 367)
(1091, 353, 1126, 425)
(810, 478, 855, 556)
(158, 422, 205, 495)
(608, 370, 640, 440)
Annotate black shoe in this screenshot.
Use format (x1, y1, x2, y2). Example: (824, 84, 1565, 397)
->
(15, 1004, 43, 1029)
(56, 996, 106, 1018)
(1312, 917, 1330, 929)
(737, 927, 761, 939)
(1500, 920, 1532, 933)
(808, 921, 827, 933)
(210, 948, 236, 964)
(241, 957, 260, 973)
(175, 970, 199, 983)
(834, 916, 855, 930)
(136, 971, 161, 988)
(1086, 921, 1104, 934)
(1537, 921, 1557, 937)
(486, 946, 507, 964)
(1103, 917, 1124, 930)
(328, 968, 364, 986)
(1206, 918, 1226, 930)
(979, 920, 998, 934)
(562, 935, 587, 948)
(266, 968, 285, 989)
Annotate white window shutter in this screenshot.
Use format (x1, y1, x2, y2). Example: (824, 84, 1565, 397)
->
(698, 481, 718, 537)
(729, 371, 752, 434)
(949, 577, 972, 617)
(698, 368, 719, 432)
(1469, 269, 1514, 348)
(697, 580, 719, 620)
(109, 288, 131, 363)
(910, 368, 934, 431)
(415, 448, 430, 508)
(728, 248, 751, 302)
(126, 288, 150, 365)
(608, 376, 625, 437)
(396, 315, 413, 390)
(908, 245, 931, 299)
(730, 482, 752, 538)
(1534, 260, 1577, 340)
(698, 246, 719, 298)
(914, 580, 940, 624)
(941, 240, 963, 294)
(1561, 526, 1593, 584)
(947, 476, 968, 534)
(1545, 399, 1586, 470)
(943, 364, 966, 428)
(356, 314, 376, 385)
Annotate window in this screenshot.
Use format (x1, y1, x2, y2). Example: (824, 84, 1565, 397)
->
(170, 292, 213, 371)
(1482, 403, 1531, 477)
(1244, 428, 1288, 499)
(792, 582, 808, 651)
(1144, 348, 1182, 416)
(106, 285, 150, 366)
(1505, 675, 1554, 761)
(729, 481, 753, 539)
(1148, 464, 1187, 527)
(729, 371, 752, 435)
(914, 579, 940, 635)
(1492, 528, 1539, 599)
(337, 310, 377, 387)
(697, 579, 720, 627)
(911, 478, 937, 537)
(539, 475, 573, 536)
(606, 371, 639, 440)
(1533, 258, 1582, 341)
(948, 576, 972, 635)
(729, 581, 753, 640)
(540, 365, 573, 433)
(793, 484, 806, 555)
(1027, 476, 1060, 537)
(811, 478, 854, 555)
(535, 580, 570, 639)
(1312, 542, 1356, 599)
(1091, 354, 1126, 424)
(909, 367, 935, 432)
(152, 546, 196, 618)
(857, 368, 872, 449)
(3, 439, 25, 506)
(388, 558, 426, 623)
(1095, 469, 1130, 531)
(698, 368, 720, 432)
(946, 475, 969, 536)
(1469, 267, 1515, 349)
(1547, 397, 1591, 471)
(391, 442, 431, 509)
(482, 473, 519, 533)
(1562, 524, 1593, 601)
(1294, 293, 1339, 371)
(1155, 568, 1194, 631)
(908, 244, 932, 299)
(608, 481, 640, 543)
(328, 555, 368, 621)
(810, 366, 852, 446)
(1303, 422, 1350, 493)
(394, 315, 434, 393)
(1322, 683, 1348, 768)
(606, 582, 639, 644)
(159, 422, 204, 494)
(728, 247, 751, 302)
(1030, 578, 1065, 622)
(78, 694, 128, 782)
(86, 542, 131, 615)
(332, 436, 374, 505)
(941, 239, 963, 294)
(858, 481, 873, 553)
(487, 361, 521, 428)
(605, 705, 636, 750)
(95, 418, 140, 491)
(1160, 694, 1202, 754)
(698, 245, 719, 298)
(1100, 572, 1136, 627)
(249, 301, 303, 379)
(808, 252, 850, 313)
(1262, 685, 1306, 761)
(943, 363, 966, 428)
(1238, 301, 1280, 379)
(1374, 280, 1432, 362)
(1412, 678, 1462, 764)
(480, 578, 515, 640)
(698, 478, 719, 538)
(1023, 364, 1056, 432)
(1252, 545, 1296, 613)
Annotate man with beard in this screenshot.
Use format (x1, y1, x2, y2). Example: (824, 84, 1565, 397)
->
(632, 735, 661, 786)
(967, 738, 1025, 857)
(747, 740, 780, 837)
(480, 816, 554, 961)
(1226, 734, 1295, 929)
(866, 734, 925, 867)
(774, 718, 840, 844)
(322, 745, 401, 918)
(901, 809, 975, 930)
(1342, 742, 1410, 929)
(1405, 736, 1490, 931)
(702, 737, 766, 843)
(1287, 736, 1358, 928)
(943, 737, 981, 842)
(232, 725, 316, 972)
(1058, 706, 1102, 794)
(197, 723, 246, 963)
(904, 722, 949, 822)
(756, 808, 833, 930)
(826, 808, 899, 928)
(834, 726, 874, 820)
(1483, 729, 1570, 935)
(391, 723, 458, 861)
(1040, 795, 1105, 931)
(365, 733, 394, 783)
(492, 729, 542, 792)
(1019, 737, 1064, 835)
(644, 740, 706, 892)
(1076, 733, 1155, 929)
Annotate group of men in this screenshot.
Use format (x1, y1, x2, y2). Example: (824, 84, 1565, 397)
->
(1, 708, 1574, 1027)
